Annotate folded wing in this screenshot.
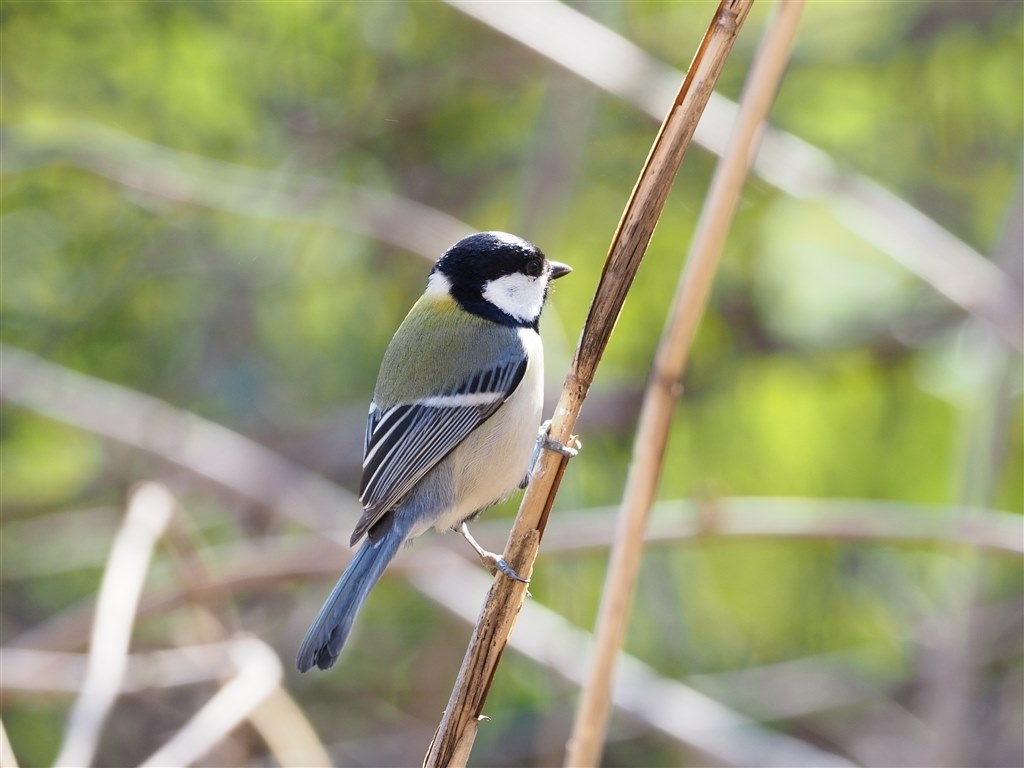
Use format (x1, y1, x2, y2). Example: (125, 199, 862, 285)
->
(351, 351, 527, 545)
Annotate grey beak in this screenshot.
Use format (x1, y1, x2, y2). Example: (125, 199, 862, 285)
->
(549, 261, 572, 280)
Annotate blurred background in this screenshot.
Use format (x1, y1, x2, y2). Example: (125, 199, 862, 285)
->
(2, 1, 1021, 766)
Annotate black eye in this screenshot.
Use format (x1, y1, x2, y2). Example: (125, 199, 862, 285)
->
(525, 258, 543, 277)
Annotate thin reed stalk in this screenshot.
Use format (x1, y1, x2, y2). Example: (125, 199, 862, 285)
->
(54, 483, 175, 768)
(565, 3, 805, 765)
(423, 2, 754, 765)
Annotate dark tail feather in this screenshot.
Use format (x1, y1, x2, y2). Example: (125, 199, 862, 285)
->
(296, 524, 406, 672)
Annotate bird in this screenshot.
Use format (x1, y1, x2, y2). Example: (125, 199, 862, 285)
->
(296, 231, 571, 672)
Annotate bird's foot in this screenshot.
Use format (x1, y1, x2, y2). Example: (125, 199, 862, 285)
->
(479, 550, 531, 584)
(538, 419, 581, 458)
(459, 522, 530, 584)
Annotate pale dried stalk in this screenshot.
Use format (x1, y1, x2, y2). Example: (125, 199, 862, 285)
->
(446, 0, 1021, 350)
(10, 120, 472, 262)
(248, 688, 334, 768)
(156, 495, 333, 768)
(54, 483, 175, 768)
(9, 496, 1018, 667)
(0, 343, 360, 531)
(1, 643, 248, 693)
(4, 498, 1019, 591)
(920, 178, 1024, 767)
(423, 2, 754, 765)
(140, 636, 282, 767)
(1, 719, 18, 768)
(566, 3, 805, 765)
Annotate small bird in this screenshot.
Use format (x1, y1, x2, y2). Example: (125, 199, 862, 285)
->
(297, 231, 571, 672)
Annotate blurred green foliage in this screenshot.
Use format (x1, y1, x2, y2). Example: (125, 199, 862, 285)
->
(1, 1, 1021, 766)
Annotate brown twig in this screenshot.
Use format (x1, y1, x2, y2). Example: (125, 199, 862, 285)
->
(566, 4, 804, 763)
(423, 2, 754, 764)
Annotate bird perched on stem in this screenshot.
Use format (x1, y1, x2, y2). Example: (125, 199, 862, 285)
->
(297, 232, 571, 672)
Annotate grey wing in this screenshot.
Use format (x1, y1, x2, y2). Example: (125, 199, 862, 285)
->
(350, 351, 528, 545)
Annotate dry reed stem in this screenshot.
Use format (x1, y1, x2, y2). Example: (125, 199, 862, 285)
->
(1, 719, 19, 768)
(10, 121, 472, 262)
(8, 495, 1017, 665)
(245, 688, 335, 768)
(446, 0, 1021, 350)
(0, 343, 360, 531)
(54, 483, 174, 768)
(423, 2, 754, 765)
(5, 496, 1018, 594)
(566, 4, 805, 764)
(155, 495, 333, 767)
(1, 643, 251, 693)
(920, 177, 1024, 767)
(140, 636, 283, 766)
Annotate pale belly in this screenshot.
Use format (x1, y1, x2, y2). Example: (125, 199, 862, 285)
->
(431, 329, 544, 533)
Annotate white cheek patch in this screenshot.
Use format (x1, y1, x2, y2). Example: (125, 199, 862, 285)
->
(426, 271, 453, 296)
(482, 272, 545, 323)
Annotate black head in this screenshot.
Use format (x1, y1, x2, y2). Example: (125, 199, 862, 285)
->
(428, 231, 571, 329)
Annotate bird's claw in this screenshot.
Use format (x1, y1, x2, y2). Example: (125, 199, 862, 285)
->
(460, 521, 530, 584)
(480, 551, 531, 584)
(538, 419, 581, 458)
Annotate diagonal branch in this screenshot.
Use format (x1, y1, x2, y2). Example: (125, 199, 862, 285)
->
(445, 0, 1022, 350)
(423, 2, 755, 764)
(1, 719, 19, 768)
(567, 3, 805, 763)
(0, 343, 360, 531)
(6, 121, 472, 263)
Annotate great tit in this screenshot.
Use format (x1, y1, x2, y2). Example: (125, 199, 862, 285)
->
(297, 231, 571, 672)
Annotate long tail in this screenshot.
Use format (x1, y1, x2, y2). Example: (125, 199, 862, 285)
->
(296, 523, 406, 672)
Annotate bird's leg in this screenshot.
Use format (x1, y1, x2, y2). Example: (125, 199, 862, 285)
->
(520, 419, 582, 488)
(459, 522, 530, 584)
(538, 418, 581, 458)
